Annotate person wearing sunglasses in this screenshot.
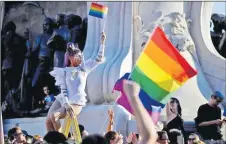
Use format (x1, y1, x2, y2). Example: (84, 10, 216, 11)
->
(187, 133, 204, 144)
(8, 126, 34, 144)
(194, 91, 225, 142)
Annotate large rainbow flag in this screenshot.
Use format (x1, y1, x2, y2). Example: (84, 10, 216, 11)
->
(89, 3, 108, 19)
(129, 26, 197, 104)
(113, 27, 197, 123)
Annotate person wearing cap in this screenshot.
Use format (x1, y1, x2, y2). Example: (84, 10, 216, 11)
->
(45, 32, 106, 132)
(194, 91, 225, 141)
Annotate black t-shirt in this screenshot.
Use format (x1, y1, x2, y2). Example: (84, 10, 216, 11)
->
(195, 103, 222, 140)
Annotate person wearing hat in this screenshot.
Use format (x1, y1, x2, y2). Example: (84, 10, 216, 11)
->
(194, 91, 225, 142)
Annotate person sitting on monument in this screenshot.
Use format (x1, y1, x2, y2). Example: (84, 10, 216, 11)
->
(29, 85, 55, 115)
(43, 85, 55, 109)
(195, 91, 225, 142)
(45, 32, 106, 132)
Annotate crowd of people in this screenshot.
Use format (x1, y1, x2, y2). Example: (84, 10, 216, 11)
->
(1, 13, 87, 118)
(3, 81, 226, 144)
(1, 5, 226, 144)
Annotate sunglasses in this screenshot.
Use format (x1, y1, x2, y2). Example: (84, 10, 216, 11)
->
(13, 132, 23, 137)
(213, 96, 223, 102)
(170, 100, 177, 104)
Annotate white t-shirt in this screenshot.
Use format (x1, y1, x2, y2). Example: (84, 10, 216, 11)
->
(50, 58, 101, 106)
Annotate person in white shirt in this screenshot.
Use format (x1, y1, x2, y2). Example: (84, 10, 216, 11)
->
(45, 32, 106, 132)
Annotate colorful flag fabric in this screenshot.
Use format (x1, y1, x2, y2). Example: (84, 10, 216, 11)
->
(113, 73, 163, 124)
(129, 26, 197, 104)
(89, 3, 108, 19)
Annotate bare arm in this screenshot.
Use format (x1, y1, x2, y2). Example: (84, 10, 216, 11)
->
(82, 32, 106, 73)
(107, 109, 114, 132)
(166, 102, 172, 117)
(123, 80, 157, 144)
(95, 32, 106, 63)
(198, 120, 218, 126)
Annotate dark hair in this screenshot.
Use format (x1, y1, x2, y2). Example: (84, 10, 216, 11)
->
(9, 127, 21, 135)
(82, 134, 107, 144)
(43, 131, 67, 143)
(8, 127, 20, 140)
(157, 131, 168, 140)
(170, 97, 182, 116)
(79, 124, 85, 137)
(104, 131, 118, 143)
(168, 130, 184, 144)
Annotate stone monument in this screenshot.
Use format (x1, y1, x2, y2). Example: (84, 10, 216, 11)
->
(2, 1, 226, 138)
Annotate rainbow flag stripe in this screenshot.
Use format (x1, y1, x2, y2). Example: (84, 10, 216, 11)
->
(89, 3, 108, 19)
(130, 27, 197, 104)
(114, 73, 163, 124)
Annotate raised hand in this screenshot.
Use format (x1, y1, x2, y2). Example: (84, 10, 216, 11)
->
(123, 80, 140, 100)
(115, 134, 123, 144)
(108, 109, 114, 119)
(126, 133, 133, 144)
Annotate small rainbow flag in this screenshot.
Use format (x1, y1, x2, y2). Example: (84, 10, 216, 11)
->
(129, 26, 197, 104)
(89, 3, 108, 19)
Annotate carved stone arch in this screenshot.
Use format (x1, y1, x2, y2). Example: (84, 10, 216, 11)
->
(189, 2, 226, 101)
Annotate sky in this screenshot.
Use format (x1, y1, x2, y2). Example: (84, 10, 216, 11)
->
(212, 2, 225, 15)
(211, 2, 225, 31)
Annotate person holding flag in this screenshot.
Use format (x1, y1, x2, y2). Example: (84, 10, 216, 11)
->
(45, 2, 108, 132)
(45, 32, 106, 132)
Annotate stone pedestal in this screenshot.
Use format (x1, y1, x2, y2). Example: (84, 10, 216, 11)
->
(3, 105, 131, 137)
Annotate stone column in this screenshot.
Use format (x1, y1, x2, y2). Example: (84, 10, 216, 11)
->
(133, 2, 215, 120)
(84, 2, 133, 104)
